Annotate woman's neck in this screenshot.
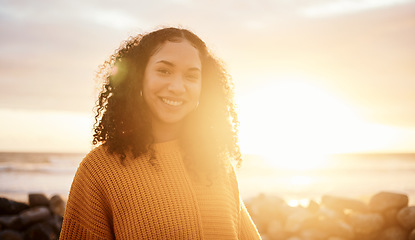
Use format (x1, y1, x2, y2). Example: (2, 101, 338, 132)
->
(151, 121, 182, 143)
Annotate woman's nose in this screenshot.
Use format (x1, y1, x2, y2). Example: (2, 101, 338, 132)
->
(168, 75, 186, 95)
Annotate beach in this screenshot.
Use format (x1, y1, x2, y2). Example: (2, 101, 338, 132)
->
(1, 151, 415, 204)
(1, 151, 415, 239)
(2, 191, 414, 240)
(238, 153, 415, 205)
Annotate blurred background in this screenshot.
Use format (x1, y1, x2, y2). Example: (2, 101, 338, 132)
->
(1, 0, 415, 204)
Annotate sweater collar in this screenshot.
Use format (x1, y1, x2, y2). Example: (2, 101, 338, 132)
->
(152, 139, 180, 153)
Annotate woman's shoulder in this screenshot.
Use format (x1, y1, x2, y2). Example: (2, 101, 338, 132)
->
(79, 145, 122, 170)
(220, 154, 238, 176)
(79, 145, 150, 172)
(83, 144, 112, 160)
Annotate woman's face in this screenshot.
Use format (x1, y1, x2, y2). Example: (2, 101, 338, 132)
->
(142, 39, 202, 128)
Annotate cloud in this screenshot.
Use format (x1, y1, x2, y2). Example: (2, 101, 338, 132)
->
(80, 8, 141, 30)
(302, 0, 414, 17)
(1, 0, 415, 150)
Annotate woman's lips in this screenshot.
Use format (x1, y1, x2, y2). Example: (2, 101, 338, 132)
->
(161, 97, 184, 106)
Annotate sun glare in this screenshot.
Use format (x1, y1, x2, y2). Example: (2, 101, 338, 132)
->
(287, 198, 310, 208)
(236, 74, 399, 170)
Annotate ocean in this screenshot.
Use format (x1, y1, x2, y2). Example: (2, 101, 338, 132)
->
(0, 152, 83, 201)
(1, 151, 414, 205)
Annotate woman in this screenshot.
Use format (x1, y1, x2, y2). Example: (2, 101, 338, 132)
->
(60, 27, 261, 239)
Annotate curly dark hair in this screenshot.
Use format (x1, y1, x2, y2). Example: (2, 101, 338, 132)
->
(93, 27, 241, 167)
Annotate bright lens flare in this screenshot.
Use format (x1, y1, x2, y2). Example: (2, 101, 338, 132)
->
(287, 198, 310, 207)
(237, 74, 399, 170)
(267, 152, 330, 171)
(290, 175, 312, 185)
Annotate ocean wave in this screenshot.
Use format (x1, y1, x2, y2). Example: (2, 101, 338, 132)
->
(0, 165, 77, 174)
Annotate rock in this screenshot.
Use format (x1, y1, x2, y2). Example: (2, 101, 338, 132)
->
(307, 200, 320, 213)
(321, 195, 368, 212)
(314, 217, 354, 239)
(409, 229, 415, 240)
(0, 198, 29, 215)
(23, 221, 59, 240)
(284, 207, 314, 233)
(355, 231, 378, 240)
(397, 206, 415, 229)
(49, 195, 65, 217)
(327, 237, 348, 240)
(19, 206, 51, 226)
(377, 226, 408, 240)
(286, 237, 302, 240)
(266, 220, 286, 240)
(28, 193, 49, 208)
(348, 212, 384, 235)
(46, 215, 63, 235)
(0, 215, 23, 230)
(0, 230, 23, 240)
(299, 228, 328, 240)
(369, 191, 408, 212)
(249, 194, 287, 232)
(318, 207, 344, 220)
(383, 208, 399, 226)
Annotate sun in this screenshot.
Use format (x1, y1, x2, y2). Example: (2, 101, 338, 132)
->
(235, 74, 397, 170)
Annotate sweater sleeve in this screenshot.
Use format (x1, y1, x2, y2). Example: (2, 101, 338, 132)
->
(239, 199, 262, 239)
(228, 163, 261, 239)
(60, 151, 114, 240)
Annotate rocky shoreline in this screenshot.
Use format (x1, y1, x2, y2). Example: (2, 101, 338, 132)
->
(0, 194, 65, 240)
(1, 191, 414, 240)
(245, 191, 415, 240)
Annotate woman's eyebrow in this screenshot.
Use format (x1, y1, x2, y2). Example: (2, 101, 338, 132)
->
(188, 67, 201, 72)
(156, 60, 175, 67)
(156, 60, 201, 72)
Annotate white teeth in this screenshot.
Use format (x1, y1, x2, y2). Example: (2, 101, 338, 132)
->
(161, 98, 183, 106)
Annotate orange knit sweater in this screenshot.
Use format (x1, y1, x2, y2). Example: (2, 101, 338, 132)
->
(60, 140, 261, 239)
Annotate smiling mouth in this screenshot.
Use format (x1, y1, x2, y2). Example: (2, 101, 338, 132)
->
(161, 98, 184, 106)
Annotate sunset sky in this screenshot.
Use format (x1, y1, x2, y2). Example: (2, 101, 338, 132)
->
(1, 0, 414, 154)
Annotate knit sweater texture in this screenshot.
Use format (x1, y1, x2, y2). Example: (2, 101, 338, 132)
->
(60, 140, 261, 239)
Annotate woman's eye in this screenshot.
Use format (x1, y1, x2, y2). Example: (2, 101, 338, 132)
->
(186, 74, 200, 82)
(157, 69, 171, 75)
